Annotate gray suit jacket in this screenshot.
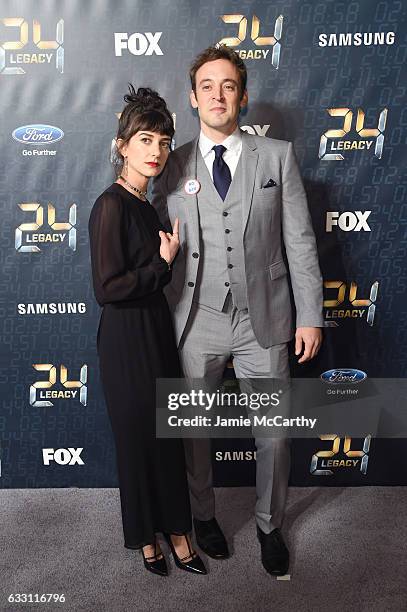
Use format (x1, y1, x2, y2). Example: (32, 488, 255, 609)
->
(151, 130, 323, 348)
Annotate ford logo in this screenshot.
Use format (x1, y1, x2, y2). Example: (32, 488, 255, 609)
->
(320, 369, 367, 384)
(12, 124, 64, 145)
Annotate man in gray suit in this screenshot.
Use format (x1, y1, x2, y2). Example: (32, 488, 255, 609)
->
(152, 45, 323, 575)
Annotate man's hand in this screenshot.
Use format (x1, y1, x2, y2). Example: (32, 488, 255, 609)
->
(295, 327, 323, 363)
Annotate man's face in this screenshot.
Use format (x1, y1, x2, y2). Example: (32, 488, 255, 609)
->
(190, 59, 248, 134)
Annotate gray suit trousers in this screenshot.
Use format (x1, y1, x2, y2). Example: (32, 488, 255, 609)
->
(179, 295, 291, 534)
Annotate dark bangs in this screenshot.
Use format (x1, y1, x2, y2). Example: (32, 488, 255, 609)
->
(124, 108, 174, 141)
(113, 85, 175, 174)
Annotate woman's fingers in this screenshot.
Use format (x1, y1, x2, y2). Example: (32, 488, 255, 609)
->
(159, 219, 180, 265)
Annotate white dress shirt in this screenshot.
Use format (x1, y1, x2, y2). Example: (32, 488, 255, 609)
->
(198, 127, 242, 181)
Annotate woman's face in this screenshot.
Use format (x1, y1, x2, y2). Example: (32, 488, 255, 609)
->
(118, 130, 171, 180)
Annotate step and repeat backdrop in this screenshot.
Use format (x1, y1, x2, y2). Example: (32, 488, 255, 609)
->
(1, 0, 406, 488)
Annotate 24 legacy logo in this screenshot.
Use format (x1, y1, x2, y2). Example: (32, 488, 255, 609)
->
(324, 280, 379, 326)
(30, 364, 88, 407)
(319, 107, 388, 160)
(114, 32, 163, 56)
(12, 124, 64, 157)
(310, 435, 371, 475)
(218, 14, 283, 67)
(15, 202, 77, 252)
(0, 17, 64, 74)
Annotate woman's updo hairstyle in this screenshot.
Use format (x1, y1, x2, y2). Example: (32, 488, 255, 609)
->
(113, 84, 174, 175)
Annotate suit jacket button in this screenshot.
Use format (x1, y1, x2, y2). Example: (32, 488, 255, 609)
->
(228, 264, 233, 269)
(192, 252, 199, 258)
(188, 281, 195, 287)
(225, 229, 230, 234)
(225, 282, 230, 287)
(223, 212, 228, 216)
(227, 247, 232, 252)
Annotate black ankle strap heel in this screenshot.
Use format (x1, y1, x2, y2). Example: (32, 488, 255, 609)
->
(141, 539, 168, 577)
(163, 533, 207, 575)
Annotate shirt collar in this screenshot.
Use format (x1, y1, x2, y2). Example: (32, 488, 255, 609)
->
(199, 126, 242, 159)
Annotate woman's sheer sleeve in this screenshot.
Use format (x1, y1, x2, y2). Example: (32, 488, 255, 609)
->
(88, 192, 171, 305)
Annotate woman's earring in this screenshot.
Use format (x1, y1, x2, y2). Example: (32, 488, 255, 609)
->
(123, 156, 128, 176)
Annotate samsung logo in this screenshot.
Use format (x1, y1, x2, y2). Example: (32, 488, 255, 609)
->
(215, 451, 256, 461)
(321, 369, 367, 384)
(12, 124, 64, 145)
(318, 31, 395, 47)
(17, 302, 86, 315)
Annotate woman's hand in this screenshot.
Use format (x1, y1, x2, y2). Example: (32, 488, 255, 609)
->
(159, 218, 179, 265)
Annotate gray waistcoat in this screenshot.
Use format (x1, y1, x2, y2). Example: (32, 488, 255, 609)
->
(194, 150, 248, 311)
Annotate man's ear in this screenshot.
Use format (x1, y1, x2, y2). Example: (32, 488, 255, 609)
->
(240, 89, 248, 110)
(190, 89, 198, 109)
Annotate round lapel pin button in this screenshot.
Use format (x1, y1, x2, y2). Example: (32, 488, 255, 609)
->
(184, 179, 200, 195)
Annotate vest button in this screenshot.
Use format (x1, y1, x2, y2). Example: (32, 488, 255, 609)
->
(192, 252, 199, 258)
(225, 282, 230, 287)
(227, 247, 232, 252)
(188, 282, 195, 287)
(223, 211, 228, 216)
(228, 264, 233, 269)
(225, 229, 230, 234)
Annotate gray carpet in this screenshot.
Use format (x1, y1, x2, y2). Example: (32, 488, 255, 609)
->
(1, 487, 406, 612)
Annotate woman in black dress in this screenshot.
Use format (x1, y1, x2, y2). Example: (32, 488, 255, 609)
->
(88, 86, 205, 576)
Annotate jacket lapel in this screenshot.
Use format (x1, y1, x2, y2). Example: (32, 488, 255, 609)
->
(182, 137, 200, 249)
(240, 131, 259, 234)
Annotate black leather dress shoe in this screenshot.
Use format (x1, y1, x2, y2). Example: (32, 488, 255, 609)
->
(193, 517, 230, 559)
(257, 526, 289, 576)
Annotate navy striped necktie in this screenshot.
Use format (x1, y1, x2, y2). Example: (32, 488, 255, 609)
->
(212, 145, 231, 200)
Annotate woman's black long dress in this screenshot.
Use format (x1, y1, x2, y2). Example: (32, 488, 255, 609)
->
(88, 182, 191, 549)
